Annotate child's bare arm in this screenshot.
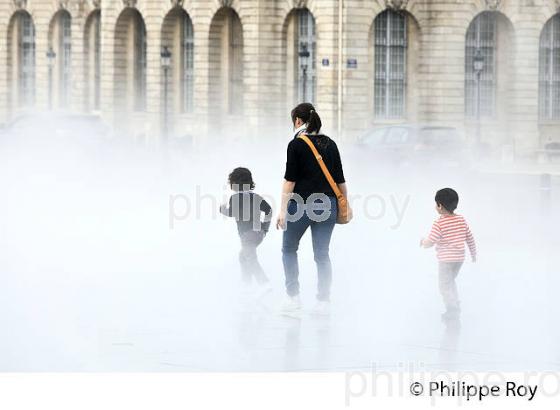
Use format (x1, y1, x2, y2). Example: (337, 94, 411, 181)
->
(219, 196, 233, 217)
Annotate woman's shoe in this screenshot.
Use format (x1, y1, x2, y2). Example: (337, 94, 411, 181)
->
(281, 295, 302, 312)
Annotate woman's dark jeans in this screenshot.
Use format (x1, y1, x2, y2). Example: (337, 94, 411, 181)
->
(282, 196, 337, 302)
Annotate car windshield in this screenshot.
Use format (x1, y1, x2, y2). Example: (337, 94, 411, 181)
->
(384, 127, 410, 144)
(7, 114, 109, 138)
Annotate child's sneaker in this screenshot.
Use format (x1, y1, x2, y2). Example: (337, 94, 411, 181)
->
(254, 282, 273, 300)
(311, 301, 331, 316)
(441, 307, 460, 322)
(239, 282, 253, 297)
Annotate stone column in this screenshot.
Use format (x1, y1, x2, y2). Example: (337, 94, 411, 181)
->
(313, 0, 338, 137)
(416, 0, 471, 126)
(99, 0, 120, 129)
(508, 0, 546, 155)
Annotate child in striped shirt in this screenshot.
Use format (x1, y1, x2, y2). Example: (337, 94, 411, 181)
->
(420, 188, 476, 321)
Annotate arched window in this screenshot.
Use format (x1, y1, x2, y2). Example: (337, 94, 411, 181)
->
(539, 14, 560, 121)
(182, 14, 194, 113)
(465, 12, 497, 118)
(114, 8, 147, 113)
(161, 7, 194, 132)
(8, 12, 35, 110)
(9, 11, 35, 108)
(374, 10, 407, 119)
(297, 9, 316, 104)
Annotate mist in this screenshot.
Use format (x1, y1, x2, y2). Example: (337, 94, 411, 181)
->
(0, 116, 558, 372)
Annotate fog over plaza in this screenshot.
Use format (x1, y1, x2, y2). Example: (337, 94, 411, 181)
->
(1, 0, 560, 372)
(0, 120, 558, 372)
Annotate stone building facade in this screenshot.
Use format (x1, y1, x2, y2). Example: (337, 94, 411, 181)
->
(2, 0, 560, 155)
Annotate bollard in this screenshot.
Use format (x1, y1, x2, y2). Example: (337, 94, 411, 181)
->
(540, 173, 552, 211)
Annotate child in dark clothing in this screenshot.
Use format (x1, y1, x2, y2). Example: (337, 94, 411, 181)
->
(220, 167, 272, 293)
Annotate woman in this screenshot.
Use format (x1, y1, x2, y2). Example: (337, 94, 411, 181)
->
(276, 103, 348, 315)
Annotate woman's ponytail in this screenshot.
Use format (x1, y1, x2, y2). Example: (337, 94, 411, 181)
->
(291, 102, 322, 134)
(306, 109, 322, 134)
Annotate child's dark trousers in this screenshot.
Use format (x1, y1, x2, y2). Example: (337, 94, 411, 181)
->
(239, 230, 268, 285)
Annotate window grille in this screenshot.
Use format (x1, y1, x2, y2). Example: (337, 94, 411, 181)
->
(374, 10, 407, 119)
(297, 9, 316, 104)
(19, 13, 35, 107)
(465, 12, 497, 118)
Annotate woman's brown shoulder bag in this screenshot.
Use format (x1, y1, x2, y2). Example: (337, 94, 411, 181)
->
(298, 135, 353, 224)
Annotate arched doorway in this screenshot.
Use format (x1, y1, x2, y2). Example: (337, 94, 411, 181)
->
(114, 8, 147, 114)
(84, 10, 101, 112)
(7, 10, 35, 111)
(161, 8, 194, 115)
(48, 10, 72, 109)
(464, 12, 514, 130)
(283, 8, 316, 107)
(161, 7, 194, 138)
(208, 7, 243, 129)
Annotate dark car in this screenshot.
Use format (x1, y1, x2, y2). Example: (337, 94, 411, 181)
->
(356, 124, 469, 169)
(0, 111, 120, 171)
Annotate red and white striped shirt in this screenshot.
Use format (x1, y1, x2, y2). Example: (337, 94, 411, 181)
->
(427, 214, 477, 262)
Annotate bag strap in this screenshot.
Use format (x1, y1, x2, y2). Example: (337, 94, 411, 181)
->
(298, 134, 343, 199)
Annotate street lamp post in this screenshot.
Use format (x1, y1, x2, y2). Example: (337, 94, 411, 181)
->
(161, 46, 172, 141)
(473, 49, 484, 146)
(298, 43, 310, 102)
(46, 47, 56, 110)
